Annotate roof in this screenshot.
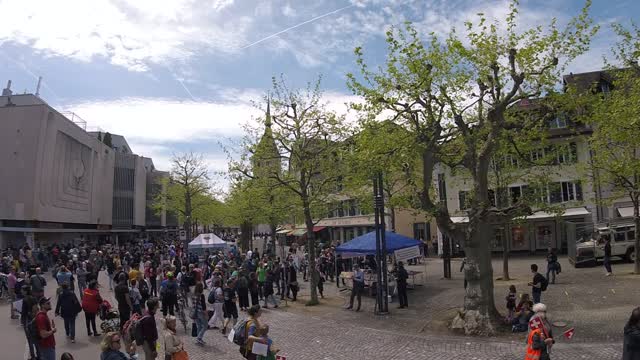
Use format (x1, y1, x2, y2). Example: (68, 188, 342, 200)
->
(336, 231, 421, 256)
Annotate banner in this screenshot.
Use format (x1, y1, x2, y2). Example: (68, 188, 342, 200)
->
(394, 245, 421, 262)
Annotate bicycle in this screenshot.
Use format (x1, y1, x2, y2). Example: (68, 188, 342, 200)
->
(176, 293, 188, 333)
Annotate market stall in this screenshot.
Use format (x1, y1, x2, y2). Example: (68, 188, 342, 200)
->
(188, 233, 229, 253)
(336, 231, 425, 295)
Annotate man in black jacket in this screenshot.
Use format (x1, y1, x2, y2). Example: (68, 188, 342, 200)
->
(141, 298, 159, 360)
(395, 262, 409, 309)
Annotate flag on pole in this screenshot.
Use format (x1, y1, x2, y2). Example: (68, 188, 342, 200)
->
(563, 327, 575, 340)
(529, 316, 543, 330)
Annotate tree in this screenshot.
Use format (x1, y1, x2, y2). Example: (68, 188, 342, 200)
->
(345, 120, 420, 231)
(348, 1, 596, 334)
(233, 76, 349, 305)
(159, 152, 211, 249)
(103, 132, 113, 148)
(569, 23, 640, 273)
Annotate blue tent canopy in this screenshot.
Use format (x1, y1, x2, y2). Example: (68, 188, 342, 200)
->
(335, 231, 421, 257)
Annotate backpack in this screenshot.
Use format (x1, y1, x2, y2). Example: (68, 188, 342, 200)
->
(28, 317, 41, 340)
(232, 319, 251, 346)
(540, 276, 549, 291)
(223, 287, 234, 301)
(123, 313, 146, 346)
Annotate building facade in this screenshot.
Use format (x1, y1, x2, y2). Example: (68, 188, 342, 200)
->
(0, 90, 172, 248)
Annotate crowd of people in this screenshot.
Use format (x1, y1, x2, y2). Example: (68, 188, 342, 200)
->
(1, 237, 320, 360)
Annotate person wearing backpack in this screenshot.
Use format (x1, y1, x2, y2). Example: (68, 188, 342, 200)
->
(240, 305, 267, 360)
(139, 298, 160, 360)
(55, 283, 82, 343)
(161, 272, 178, 316)
(30, 267, 47, 300)
(528, 264, 547, 304)
(237, 271, 250, 312)
(208, 279, 224, 329)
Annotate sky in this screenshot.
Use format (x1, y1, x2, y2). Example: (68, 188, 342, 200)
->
(0, 0, 638, 181)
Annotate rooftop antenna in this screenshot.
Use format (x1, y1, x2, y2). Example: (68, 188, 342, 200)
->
(35, 76, 42, 96)
(2, 80, 12, 96)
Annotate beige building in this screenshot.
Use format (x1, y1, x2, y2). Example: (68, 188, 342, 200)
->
(0, 90, 173, 248)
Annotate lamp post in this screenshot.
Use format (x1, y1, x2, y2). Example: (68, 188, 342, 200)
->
(373, 173, 389, 314)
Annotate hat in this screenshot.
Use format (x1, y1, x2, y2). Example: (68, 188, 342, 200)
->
(532, 303, 547, 313)
(39, 297, 51, 305)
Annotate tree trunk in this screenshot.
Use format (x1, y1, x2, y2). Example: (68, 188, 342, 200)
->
(390, 206, 396, 232)
(302, 197, 319, 305)
(185, 194, 192, 250)
(634, 200, 640, 274)
(451, 221, 500, 335)
(240, 221, 252, 253)
(502, 231, 510, 281)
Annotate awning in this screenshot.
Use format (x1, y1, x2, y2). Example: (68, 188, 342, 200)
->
(617, 207, 634, 218)
(449, 207, 590, 224)
(313, 226, 326, 232)
(290, 229, 307, 236)
(276, 229, 292, 234)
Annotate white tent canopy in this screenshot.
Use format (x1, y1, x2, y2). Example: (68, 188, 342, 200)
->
(189, 233, 228, 250)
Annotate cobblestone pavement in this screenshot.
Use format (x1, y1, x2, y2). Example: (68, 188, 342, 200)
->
(0, 256, 632, 359)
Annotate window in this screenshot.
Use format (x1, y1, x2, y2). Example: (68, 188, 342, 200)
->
(556, 143, 578, 164)
(488, 189, 497, 207)
(549, 181, 582, 203)
(509, 185, 529, 205)
(438, 173, 447, 204)
(600, 82, 610, 94)
(458, 191, 470, 210)
(504, 154, 519, 168)
(549, 113, 568, 129)
(530, 148, 545, 162)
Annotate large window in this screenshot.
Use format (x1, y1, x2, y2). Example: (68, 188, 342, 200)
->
(509, 185, 529, 205)
(458, 191, 470, 211)
(549, 181, 583, 203)
(549, 113, 568, 129)
(437, 173, 447, 205)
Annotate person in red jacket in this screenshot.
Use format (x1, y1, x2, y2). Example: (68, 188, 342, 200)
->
(81, 280, 102, 337)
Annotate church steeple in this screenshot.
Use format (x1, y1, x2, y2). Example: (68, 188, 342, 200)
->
(265, 96, 272, 128)
(252, 96, 281, 177)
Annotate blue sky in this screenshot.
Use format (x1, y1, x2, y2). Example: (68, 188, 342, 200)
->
(0, 0, 638, 177)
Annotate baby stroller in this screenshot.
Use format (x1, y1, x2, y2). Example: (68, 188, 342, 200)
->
(100, 307, 120, 334)
(99, 300, 113, 321)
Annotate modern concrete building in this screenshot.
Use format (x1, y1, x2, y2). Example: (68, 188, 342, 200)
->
(0, 88, 173, 248)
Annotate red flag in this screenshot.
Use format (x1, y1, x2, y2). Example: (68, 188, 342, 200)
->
(563, 327, 575, 340)
(529, 317, 542, 330)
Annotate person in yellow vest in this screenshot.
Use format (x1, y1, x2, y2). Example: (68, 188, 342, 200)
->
(525, 303, 554, 360)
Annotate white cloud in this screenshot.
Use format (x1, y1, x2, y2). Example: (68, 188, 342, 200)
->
(282, 4, 297, 17)
(0, 0, 249, 71)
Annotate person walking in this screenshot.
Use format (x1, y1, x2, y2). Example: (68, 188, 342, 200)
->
(76, 262, 88, 299)
(395, 261, 409, 309)
(192, 282, 208, 345)
(163, 315, 186, 359)
(347, 264, 364, 312)
(257, 263, 266, 300)
(604, 236, 613, 276)
(114, 274, 132, 331)
(140, 298, 160, 360)
(207, 279, 224, 329)
(249, 272, 260, 307)
(528, 264, 545, 304)
(161, 272, 178, 317)
(30, 267, 47, 300)
(129, 279, 143, 316)
(525, 303, 554, 360)
(623, 307, 640, 360)
(221, 279, 238, 335)
(241, 305, 267, 360)
(55, 283, 81, 343)
(236, 271, 250, 311)
(262, 270, 279, 309)
(35, 297, 57, 360)
(99, 332, 129, 360)
(546, 248, 559, 284)
(288, 260, 298, 302)
(81, 280, 102, 337)
(22, 285, 39, 360)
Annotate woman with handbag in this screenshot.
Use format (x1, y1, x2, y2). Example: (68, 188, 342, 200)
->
(163, 316, 188, 360)
(55, 282, 81, 343)
(191, 282, 208, 345)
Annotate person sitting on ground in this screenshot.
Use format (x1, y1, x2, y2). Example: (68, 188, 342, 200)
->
(512, 293, 534, 333)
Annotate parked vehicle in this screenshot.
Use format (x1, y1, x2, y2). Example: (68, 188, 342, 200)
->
(574, 223, 636, 266)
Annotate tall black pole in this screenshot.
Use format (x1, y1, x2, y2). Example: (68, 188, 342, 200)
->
(372, 177, 383, 314)
(378, 173, 389, 313)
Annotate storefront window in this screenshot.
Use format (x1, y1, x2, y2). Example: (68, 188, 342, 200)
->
(511, 226, 527, 250)
(492, 228, 504, 250)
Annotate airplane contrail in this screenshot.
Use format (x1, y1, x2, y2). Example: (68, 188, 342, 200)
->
(241, 4, 355, 50)
(176, 78, 197, 101)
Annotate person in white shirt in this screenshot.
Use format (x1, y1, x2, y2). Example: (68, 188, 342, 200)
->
(347, 264, 364, 312)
